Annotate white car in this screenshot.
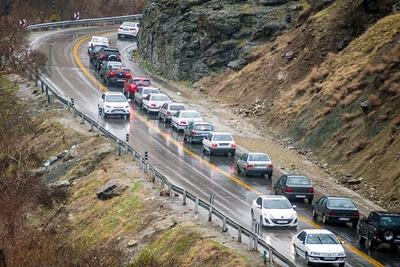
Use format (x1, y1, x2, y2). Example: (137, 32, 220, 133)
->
(98, 92, 130, 119)
(158, 102, 186, 122)
(118, 22, 139, 39)
(292, 229, 346, 266)
(251, 195, 297, 227)
(171, 110, 202, 131)
(202, 132, 236, 156)
(142, 93, 172, 113)
(134, 87, 161, 107)
(88, 36, 109, 54)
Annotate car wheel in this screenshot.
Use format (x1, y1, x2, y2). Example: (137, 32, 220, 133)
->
(251, 209, 254, 221)
(322, 214, 328, 224)
(209, 149, 213, 156)
(312, 209, 317, 220)
(351, 221, 358, 228)
(188, 136, 193, 144)
(104, 113, 108, 119)
(163, 116, 167, 123)
(202, 146, 206, 154)
(365, 235, 376, 250)
(118, 34, 122, 39)
(236, 165, 241, 175)
(358, 234, 366, 244)
(339, 263, 345, 267)
(267, 173, 272, 179)
(242, 169, 247, 177)
(293, 245, 299, 256)
(305, 252, 312, 266)
(158, 113, 162, 121)
(98, 107, 102, 116)
(259, 216, 263, 230)
(306, 197, 313, 204)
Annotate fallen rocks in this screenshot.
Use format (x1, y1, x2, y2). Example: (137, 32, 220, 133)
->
(97, 179, 129, 200)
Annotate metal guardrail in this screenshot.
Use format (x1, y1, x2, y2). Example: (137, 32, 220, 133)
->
(30, 71, 296, 267)
(27, 14, 142, 31)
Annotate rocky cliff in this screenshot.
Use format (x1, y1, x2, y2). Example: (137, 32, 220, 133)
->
(138, 0, 303, 81)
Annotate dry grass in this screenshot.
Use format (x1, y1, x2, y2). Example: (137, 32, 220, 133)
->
(342, 111, 362, 122)
(309, 68, 329, 83)
(367, 94, 382, 108)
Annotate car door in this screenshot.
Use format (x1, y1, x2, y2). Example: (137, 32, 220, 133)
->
(294, 231, 307, 258)
(185, 122, 193, 136)
(172, 111, 180, 126)
(364, 212, 379, 237)
(275, 176, 286, 194)
(160, 103, 167, 118)
(254, 197, 263, 219)
(238, 153, 248, 171)
(99, 93, 105, 108)
(314, 197, 326, 216)
(203, 133, 212, 148)
(143, 95, 151, 108)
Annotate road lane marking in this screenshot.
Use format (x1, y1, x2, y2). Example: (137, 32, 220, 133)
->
(72, 32, 385, 267)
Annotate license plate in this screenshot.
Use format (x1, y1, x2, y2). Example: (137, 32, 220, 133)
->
(277, 220, 288, 223)
(339, 218, 350, 221)
(323, 257, 335, 261)
(296, 195, 306, 198)
(117, 79, 125, 82)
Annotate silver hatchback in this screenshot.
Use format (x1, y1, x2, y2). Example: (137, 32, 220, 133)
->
(236, 152, 273, 179)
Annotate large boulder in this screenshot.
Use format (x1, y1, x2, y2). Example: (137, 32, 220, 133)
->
(96, 179, 129, 200)
(138, 0, 300, 81)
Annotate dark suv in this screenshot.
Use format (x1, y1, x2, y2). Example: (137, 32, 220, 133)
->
(358, 211, 400, 250)
(94, 47, 121, 71)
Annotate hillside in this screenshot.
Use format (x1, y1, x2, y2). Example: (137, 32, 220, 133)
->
(138, 0, 400, 211)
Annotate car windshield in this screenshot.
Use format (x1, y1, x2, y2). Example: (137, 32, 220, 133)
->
(93, 46, 106, 52)
(170, 104, 185, 111)
(249, 154, 270, 161)
(287, 176, 311, 186)
(194, 124, 213, 131)
(106, 95, 126, 102)
(143, 89, 160, 95)
(379, 216, 400, 227)
(93, 37, 107, 43)
(109, 62, 122, 69)
(122, 22, 136, 27)
(151, 95, 170, 101)
(135, 79, 151, 86)
(263, 199, 292, 209)
(213, 134, 233, 141)
(306, 234, 339, 245)
(181, 111, 200, 118)
(327, 199, 356, 209)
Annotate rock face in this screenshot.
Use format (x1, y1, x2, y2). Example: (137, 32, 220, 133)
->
(97, 180, 129, 200)
(138, 0, 300, 81)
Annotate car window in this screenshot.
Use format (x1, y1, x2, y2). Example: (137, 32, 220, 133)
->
(194, 124, 213, 131)
(263, 199, 292, 209)
(174, 112, 180, 117)
(297, 231, 306, 241)
(170, 104, 185, 111)
(249, 154, 270, 161)
(306, 234, 339, 245)
(240, 153, 248, 161)
(369, 213, 379, 225)
(151, 95, 170, 101)
(279, 176, 287, 185)
(287, 176, 311, 186)
(327, 198, 356, 209)
(142, 80, 151, 86)
(213, 134, 233, 141)
(105, 94, 126, 102)
(317, 197, 325, 205)
(256, 197, 262, 206)
(181, 111, 200, 118)
(101, 94, 105, 100)
(379, 216, 400, 227)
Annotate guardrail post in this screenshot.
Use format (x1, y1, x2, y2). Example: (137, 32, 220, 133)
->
(182, 190, 187, 205)
(161, 176, 165, 189)
(269, 247, 273, 264)
(35, 74, 38, 86)
(237, 226, 242, 243)
(45, 85, 50, 103)
(222, 216, 227, 232)
(208, 193, 214, 222)
(168, 182, 173, 199)
(116, 140, 121, 156)
(40, 81, 44, 93)
(80, 114, 85, 124)
(89, 121, 94, 132)
(253, 235, 258, 252)
(194, 197, 199, 214)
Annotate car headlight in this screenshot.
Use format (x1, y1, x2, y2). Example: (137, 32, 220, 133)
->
(105, 105, 111, 108)
(384, 231, 394, 241)
(124, 105, 129, 109)
(337, 252, 346, 257)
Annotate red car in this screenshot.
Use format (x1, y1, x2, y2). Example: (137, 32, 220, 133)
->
(123, 77, 152, 98)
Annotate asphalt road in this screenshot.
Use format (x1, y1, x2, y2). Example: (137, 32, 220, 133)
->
(31, 27, 400, 267)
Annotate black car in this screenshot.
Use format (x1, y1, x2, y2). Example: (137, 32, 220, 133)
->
(273, 175, 314, 203)
(94, 47, 121, 71)
(312, 196, 359, 227)
(89, 45, 107, 64)
(358, 211, 400, 250)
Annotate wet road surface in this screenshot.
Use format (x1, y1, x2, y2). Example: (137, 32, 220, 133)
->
(31, 27, 400, 267)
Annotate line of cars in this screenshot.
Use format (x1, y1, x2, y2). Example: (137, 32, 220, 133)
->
(87, 32, 400, 266)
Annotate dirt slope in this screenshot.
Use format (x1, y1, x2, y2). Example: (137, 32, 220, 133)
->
(197, 1, 400, 211)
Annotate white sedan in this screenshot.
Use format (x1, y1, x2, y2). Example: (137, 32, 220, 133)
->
(202, 132, 236, 156)
(88, 36, 109, 54)
(118, 22, 139, 39)
(171, 110, 202, 130)
(251, 195, 297, 227)
(292, 229, 346, 266)
(98, 92, 130, 119)
(142, 93, 172, 113)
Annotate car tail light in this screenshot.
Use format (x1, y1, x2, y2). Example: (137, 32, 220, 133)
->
(284, 187, 293, 192)
(308, 187, 314, 193)
(267, 163, 273, 168)
(328, 211, 337, 216)
(231, 143, 237, 148)
(151, 104, 156, 107)
(191, 130, 196, 136)
(352, 211, 359, 217)
(119, 27, 123, 30)
(211, 143, 218, 148)
(167, 111, 171, 115)
(181, 121, 187, 125)
(125, 73, 131, 78)
(108, 71, 116, 77)
(246, 164, 254, 169)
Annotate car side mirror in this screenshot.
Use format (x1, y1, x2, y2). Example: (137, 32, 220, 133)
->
(293, 205, 297, 210)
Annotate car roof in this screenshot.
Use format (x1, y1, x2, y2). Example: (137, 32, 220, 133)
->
(122, 22, 137, 26)
(91, 36, 108, 40)
(248, 152, 268, 156)
(303, 229, 334, 235)
(286, 175, 308, 179)
(192, 121, 211, 125)
(324, 196, 352, 200)
(133, 77, 150, 80)
(373, 211, 400, 216)
(211, 132, 232, 135)
(104, 92, 124, 95)
(142, 86, 159, 90)
(149, 93, 168, 97)
(261, 195, 288, 200)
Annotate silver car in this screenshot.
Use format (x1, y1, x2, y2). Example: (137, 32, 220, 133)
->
(158, 102, 186, 122)
(134, 86, 160, 107)
(236, 152, 273, 178)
